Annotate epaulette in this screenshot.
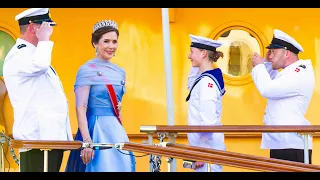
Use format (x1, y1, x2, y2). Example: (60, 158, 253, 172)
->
(17, 44, 26, 49)
(298, 64, 306, 69)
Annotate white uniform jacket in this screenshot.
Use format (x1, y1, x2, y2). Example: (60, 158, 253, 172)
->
(251, 60, 315, 150)
(3, 38, 73, 143)
(187, 68, 226, 172)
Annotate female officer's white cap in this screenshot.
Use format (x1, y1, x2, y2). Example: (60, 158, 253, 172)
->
(189, 34, 223, 52)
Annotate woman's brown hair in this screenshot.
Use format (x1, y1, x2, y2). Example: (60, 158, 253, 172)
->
(207, 50, 224, 62)
(91, 27, 119, 48)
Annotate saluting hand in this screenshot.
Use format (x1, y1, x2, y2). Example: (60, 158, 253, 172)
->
(265, 49, 271, 62)
(36, 21, 54, 41)
(252, 52, 264, 67)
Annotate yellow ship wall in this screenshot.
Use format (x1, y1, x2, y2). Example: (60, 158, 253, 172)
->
(0, 8, 319, 172)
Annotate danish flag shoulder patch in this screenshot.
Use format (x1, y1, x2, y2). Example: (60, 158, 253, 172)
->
(208, 83, 213, 88)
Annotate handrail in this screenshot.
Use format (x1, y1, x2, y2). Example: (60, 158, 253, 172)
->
(165, 142, 320, 171)
(140, 125, 320, 133)
(7, 139, 320, 172)
(132, 133, 320, 138)
(140, 125, 319, 167)
(122, 142, 318, 172)
(7, 133, 320, 140)
(9, 140, 83, 172)
(10, 140, 83, 150)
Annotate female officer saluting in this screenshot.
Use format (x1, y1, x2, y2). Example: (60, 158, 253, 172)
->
(186, 34, 226, 172)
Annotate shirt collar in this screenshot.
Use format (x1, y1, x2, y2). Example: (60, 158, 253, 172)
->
(16, 38, 36, 50)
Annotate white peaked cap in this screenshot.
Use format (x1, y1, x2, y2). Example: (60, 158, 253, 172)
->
(15, 8, 54, 26)
(266, 29, 304, 54)
(189, 34, 223, 52)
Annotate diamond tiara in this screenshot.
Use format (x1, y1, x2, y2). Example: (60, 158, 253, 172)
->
(93, 20, 118, 33)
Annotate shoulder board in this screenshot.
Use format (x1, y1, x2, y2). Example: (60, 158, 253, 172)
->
(298, 64, 306, 69)
(17, 44, 26, 49)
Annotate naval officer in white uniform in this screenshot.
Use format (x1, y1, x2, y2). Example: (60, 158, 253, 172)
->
(186, 34, 226, 172)
(251, 29, 315, 164)
(3, 8, 73, 172)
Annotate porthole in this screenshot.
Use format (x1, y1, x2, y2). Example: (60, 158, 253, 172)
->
(209, 21, 268, 85)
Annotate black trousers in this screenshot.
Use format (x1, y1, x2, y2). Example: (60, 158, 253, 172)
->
(270, 149, 312, 164)
(20, 149, 64, 172)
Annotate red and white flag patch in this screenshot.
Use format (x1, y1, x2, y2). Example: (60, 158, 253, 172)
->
(208, 83, 213, 88)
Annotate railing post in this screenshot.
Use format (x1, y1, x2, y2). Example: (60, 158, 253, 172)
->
(147, 133, 153, 172)
(0, 136, 4, 172)
(303, 134, 309, 164)
(168, 132, 177, 172)
(166, 157, 173, 172)
(0, 149, 2, 172)
(41, 149, 49, 172)
(207, 163, 211, 172)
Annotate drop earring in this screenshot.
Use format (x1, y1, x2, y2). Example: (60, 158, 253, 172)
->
(95, 47, 98, 55)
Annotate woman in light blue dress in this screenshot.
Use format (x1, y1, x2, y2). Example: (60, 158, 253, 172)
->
(65, 20, 135, 172)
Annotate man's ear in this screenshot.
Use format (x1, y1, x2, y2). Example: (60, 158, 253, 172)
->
(28, 23, 37, 35)
(285, 49, 291, 58)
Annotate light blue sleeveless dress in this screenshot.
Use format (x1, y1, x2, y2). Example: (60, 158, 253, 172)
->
(65, 58, 136, 172)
